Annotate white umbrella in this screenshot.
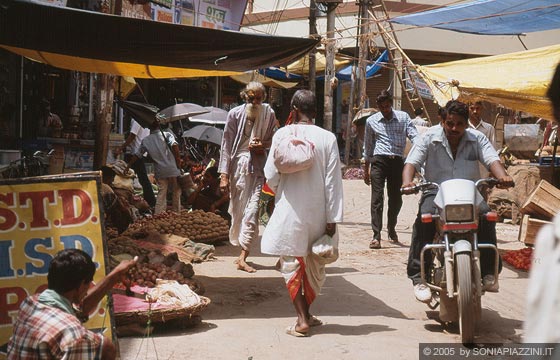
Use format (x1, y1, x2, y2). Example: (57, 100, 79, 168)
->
(182, 125, 224, 146)
(157, 103, 209, 124)
(189, 106, 228, 125)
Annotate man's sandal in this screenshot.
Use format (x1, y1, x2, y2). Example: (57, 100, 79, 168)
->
(308, 315, 323, 327)
(285, 324, 308, 337)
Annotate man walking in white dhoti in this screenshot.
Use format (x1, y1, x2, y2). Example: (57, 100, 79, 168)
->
(261, 90, 343, 337)
(219, 82, 277, 273)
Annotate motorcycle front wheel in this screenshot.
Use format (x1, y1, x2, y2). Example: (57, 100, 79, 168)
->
(456, 253, 475, 344)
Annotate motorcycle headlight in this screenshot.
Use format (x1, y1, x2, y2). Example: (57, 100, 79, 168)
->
(445, 204, 473, 222)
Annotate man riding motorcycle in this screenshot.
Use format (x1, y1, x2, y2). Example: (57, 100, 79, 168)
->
(401, 100, 514, 303)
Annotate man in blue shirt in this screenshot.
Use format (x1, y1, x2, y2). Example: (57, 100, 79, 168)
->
(363, 90, 418, 249)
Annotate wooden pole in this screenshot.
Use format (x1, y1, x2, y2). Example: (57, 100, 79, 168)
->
(357, 2, 369, 114)
(344, 1, 368, 165)
(93, 74, 115, 169)
(323, 2, 337, 131)
(309, 0, 317, 94)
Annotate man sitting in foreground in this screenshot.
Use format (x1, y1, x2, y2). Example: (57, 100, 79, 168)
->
(7, 249, 137, 359)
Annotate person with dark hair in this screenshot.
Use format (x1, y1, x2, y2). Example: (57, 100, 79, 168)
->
(37, 99, 63, 138)
(261, 89, 343, 337)
(7, 249, 137, 359)
(187, 166, 230, 219)
(549, 63, 560, 121)
(401, 100, 513, 303)
(219, 81, 277, 273)
(363, 89, 418, 249)
(100, 165, 133, 233)
(411, 107, 430, 127)
(468, 100, 497, 149)
(127, 118, 182, 215)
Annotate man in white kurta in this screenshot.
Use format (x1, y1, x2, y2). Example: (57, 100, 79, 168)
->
(261, 90, 343, 336)
(219, 82, 277, 273)
(261, 125, 343, 258)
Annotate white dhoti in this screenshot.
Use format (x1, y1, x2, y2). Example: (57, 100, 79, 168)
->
(228, 152, 263, 250)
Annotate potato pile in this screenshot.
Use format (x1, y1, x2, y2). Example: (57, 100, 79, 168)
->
(108, 236, 149, 257)
(124, 210, 229, 243)
(106, 227, 119, 240)
(108, 237, 198, 291)
(128, 261, 191, 288)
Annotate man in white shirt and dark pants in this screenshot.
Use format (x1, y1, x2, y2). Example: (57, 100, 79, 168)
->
(120, 118, 156, 209)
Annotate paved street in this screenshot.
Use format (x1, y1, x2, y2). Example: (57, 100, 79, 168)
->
(119, 179, 527, 359)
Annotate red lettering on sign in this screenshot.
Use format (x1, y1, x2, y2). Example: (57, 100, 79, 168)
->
(59, 189, 93, 226)
(19, 191, 55, 228)
(0, 287, 28, 325)
(0, 193, 17, 231)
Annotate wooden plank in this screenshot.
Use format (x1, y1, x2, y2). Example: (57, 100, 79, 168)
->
(520, 180, 560, 220)
(518, 214, 553, 246)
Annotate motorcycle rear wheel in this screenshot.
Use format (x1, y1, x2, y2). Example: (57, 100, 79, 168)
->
(456, 253, 475, 344)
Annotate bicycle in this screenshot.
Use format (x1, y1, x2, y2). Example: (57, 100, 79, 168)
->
(1, 150, 54, 179)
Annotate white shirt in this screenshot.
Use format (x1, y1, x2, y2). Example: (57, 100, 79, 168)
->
(126, 119, 151, 154)
(405, 126, 500, 184)
(261, 124, 344, 257)
(468, 119, 497, 149)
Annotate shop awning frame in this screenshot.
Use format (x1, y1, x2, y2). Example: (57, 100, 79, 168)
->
(0, 0, 319, 78)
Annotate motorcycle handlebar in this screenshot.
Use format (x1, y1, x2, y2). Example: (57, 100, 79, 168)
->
(475, 177, 515, 189)
(475, 177, 499, 187)
(400, 182, 439, 194)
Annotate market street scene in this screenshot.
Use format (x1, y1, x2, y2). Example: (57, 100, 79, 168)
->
(0, 1, 559, 360)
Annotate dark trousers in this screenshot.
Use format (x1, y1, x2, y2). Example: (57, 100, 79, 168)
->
(370, 155, 404, 240)
(125, 154, 156, 208)
(406, 192, 502, 285)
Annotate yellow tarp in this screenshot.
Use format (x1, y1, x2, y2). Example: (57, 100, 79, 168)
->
(3, 45, 243, 79)
(417, 44, 560, 120)
(230, 72, 298, 89)
(284, 51, 350, 76)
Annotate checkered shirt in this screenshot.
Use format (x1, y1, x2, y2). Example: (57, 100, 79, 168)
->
(363, 109, 418, 162)
(7, 295, 103, 360)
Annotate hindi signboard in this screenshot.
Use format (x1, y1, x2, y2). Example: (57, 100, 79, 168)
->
(0, 172, 112, 358)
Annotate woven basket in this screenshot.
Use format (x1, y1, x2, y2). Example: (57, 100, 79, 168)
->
(114, 296, 211, 325)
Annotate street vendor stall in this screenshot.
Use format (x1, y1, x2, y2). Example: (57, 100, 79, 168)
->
(105, 208, 228, 334)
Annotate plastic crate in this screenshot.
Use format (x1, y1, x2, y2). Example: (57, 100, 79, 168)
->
(538, 156, 560, 166)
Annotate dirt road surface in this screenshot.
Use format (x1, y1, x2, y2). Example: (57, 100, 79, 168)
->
(119, 180, 528, 360)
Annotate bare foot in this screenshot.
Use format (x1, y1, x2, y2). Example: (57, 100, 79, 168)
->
(236, 259, 256, 273)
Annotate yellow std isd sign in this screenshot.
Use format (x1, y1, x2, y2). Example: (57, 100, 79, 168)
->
(0, 172, 113, 358)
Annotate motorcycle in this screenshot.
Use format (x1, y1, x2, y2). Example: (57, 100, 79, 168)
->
(402, 178, 508, 344)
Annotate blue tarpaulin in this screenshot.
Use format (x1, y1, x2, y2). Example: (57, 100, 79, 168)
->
(259, 68, 303, 80)
(335, 50, 389, 81)
(390, 0, 560, 35)
(259, 50, 388, 81)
